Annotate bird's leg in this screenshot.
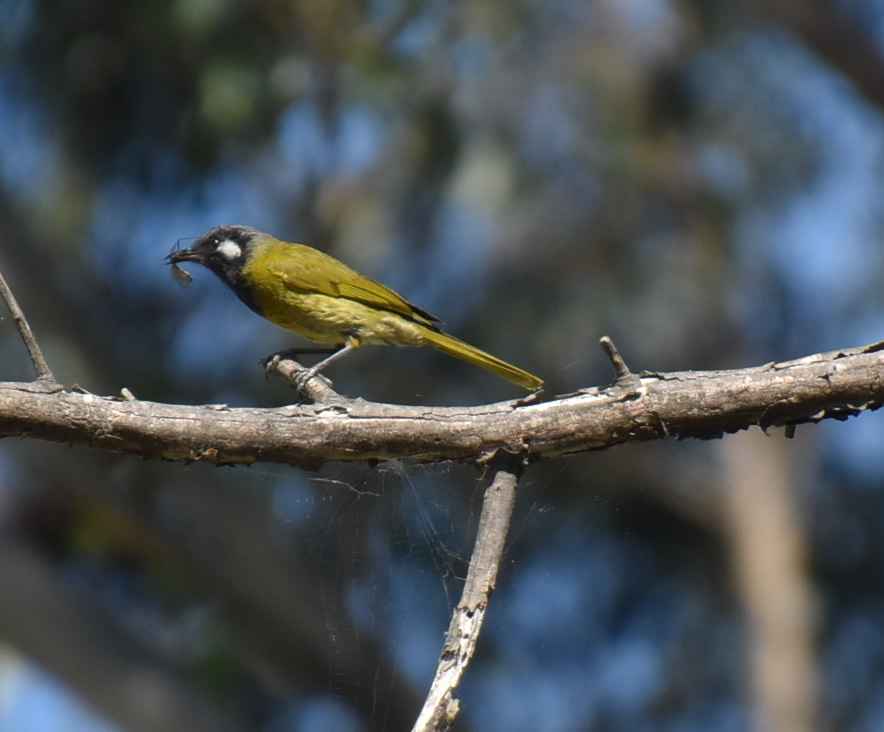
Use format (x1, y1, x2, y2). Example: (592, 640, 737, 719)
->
(262, 347, 340, 380)
(293, 338, 361, 392)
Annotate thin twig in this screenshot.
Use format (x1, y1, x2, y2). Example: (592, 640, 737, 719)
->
(412, 453, 522, 732)
(599, 335, 641, 391)
(0, 269, 55, 382)
(599, 336, 631, 378)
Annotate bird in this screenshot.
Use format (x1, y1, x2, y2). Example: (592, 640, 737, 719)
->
(166, 225, 543, 391)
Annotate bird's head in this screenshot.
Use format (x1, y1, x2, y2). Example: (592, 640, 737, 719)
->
(165, 224, 262, 286)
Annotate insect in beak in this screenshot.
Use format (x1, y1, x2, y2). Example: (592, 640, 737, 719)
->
(165, 238, 197, 287)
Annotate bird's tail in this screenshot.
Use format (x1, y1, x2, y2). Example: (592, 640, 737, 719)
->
(420, 328, 543, 391)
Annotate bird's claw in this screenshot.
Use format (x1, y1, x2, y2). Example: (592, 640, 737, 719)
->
(293, 367, 318, 393)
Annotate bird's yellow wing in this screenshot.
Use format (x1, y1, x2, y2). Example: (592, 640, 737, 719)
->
(264, 242, 440, 327)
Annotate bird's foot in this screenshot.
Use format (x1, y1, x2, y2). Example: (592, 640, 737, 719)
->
(292, 366, 319, 393)
(261, 348, 338, 381)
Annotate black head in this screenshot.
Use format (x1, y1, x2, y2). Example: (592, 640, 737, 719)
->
(165, 225, 260, 285)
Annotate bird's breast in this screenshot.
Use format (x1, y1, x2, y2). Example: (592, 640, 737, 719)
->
(250, 284, 345, 344)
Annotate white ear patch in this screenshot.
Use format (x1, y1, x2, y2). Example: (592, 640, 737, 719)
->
(216, 240, 242, 260)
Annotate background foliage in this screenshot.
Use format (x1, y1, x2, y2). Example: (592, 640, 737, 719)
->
(2, 1, 884, 730)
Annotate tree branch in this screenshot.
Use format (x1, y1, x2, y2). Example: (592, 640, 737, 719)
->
(0, 341, 882, 467)
(0, 270, 55, 383)
(413, 453, 521, 731)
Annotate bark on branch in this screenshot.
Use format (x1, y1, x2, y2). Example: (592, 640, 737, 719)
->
(0, 342, 883, 467)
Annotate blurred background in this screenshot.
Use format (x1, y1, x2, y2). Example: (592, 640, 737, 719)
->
(1, 0, 884, 730)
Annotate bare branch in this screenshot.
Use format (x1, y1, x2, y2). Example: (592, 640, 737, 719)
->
(0, 269, 55, 382)
(0, 340, 881, 467)
(413, 453, 521, 732)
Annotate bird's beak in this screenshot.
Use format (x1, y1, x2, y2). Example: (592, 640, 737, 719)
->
(164, 248, 201, 264)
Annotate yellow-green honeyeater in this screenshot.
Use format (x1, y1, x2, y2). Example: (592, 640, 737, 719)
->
(166, 225, 543, 391)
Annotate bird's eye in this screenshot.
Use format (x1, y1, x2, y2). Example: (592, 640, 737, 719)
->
(216, 239, 242, 260)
